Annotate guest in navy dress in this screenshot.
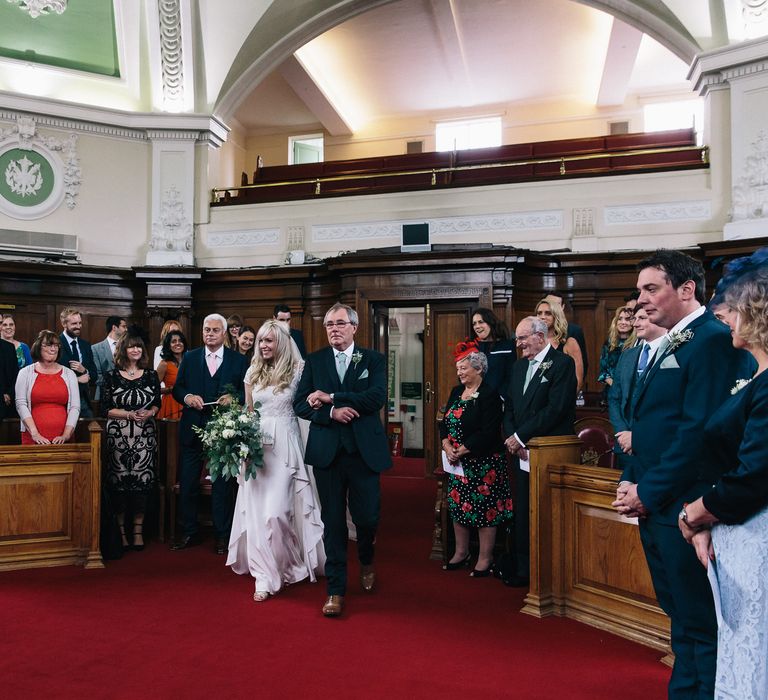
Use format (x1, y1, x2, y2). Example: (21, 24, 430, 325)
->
(470, 307, 515, 396)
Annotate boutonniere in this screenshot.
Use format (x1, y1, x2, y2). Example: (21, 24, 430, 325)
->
(469, 391, 479, 400)
(538, 360, 553, 375)
(351, 351, 363, 368)
(667, 329, 694, 353)
(730, 378, 752, 395)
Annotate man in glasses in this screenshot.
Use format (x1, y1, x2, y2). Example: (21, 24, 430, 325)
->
(294, 302, 391, 618)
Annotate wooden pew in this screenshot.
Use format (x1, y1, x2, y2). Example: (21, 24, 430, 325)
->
(0, 421, 104, 571)
(523, 436, 671, 654)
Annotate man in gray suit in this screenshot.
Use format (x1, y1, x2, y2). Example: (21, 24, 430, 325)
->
(91, 316, 127, 401)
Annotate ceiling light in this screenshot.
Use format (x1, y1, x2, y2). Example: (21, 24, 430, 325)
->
(6, 0, 67, 19)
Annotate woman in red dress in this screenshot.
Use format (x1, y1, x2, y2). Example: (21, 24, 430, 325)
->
(156, 330, 187, 420)
(15, 330, 80, 444)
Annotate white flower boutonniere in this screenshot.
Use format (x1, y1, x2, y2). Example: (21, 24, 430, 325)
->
(351, 351, 363, 367)
(730, 378, 752, 395)
(667, 329, 694, 353)
(538, 360, 553, 375)
(469, 391, 479, 400)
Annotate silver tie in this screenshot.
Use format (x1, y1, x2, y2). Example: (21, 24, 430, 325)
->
(336, 352, 347, 382)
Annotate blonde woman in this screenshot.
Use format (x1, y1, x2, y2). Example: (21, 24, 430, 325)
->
(598, 306, 635, 392)
(227, 320, 325, 602)
(535, 298, 584, 391)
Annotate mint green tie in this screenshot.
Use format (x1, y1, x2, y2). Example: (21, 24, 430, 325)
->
(336, 352, 347, 382)
(523, 359, 537, 392)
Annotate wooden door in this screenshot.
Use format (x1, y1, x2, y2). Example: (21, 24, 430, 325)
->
(371, 304, 390, 429)
(423, 302, 475, 475)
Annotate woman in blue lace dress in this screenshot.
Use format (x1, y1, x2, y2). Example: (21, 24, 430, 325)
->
(679, 249, 768, 700)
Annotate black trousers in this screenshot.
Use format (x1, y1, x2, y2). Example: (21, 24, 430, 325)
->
(313, 450, 380, 596)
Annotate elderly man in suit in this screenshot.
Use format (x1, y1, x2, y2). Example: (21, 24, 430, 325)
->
(607, 306, 666, 470)
(58, 307, 98, 418)
(613, 249, 755, 699)
(171, 313, 248, 554)
(503, 316, 577, 587)
(91, 316, 127, 401)
(294, 302, 391, 618)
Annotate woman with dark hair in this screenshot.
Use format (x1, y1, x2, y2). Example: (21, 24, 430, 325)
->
(152, 319, 181, 369)
(15, 330, 80, 444)
(471, 307, 515, 395)
(236, 324, 256, 363)
(101, 330, 161, 551)
(440, 340, 511, 576)
(678, 248, 768, 699)
(157, 330, 187, 420)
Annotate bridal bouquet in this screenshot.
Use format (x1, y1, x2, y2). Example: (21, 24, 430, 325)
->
(192, 400, 264, 481)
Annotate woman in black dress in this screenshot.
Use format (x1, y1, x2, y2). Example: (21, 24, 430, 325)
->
(471, 307, 515, 395)
(440, 340, 511, 576)
(102, 331, 161, 551)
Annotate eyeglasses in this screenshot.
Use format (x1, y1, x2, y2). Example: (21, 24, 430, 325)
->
(324, 321, 355, 329)
(515, 332, 542, 343)
(41, 343, 60, 348)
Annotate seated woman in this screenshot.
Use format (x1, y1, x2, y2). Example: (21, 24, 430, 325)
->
(15, 330, 80, 444)
(156, 329, 187, 420)
(471, 307, 515, 395)
(1, 314, 32, 369)
(102, 330, 161, 551)
(440, 340, 511, 576)
(597, 306, 635, 403)
(236, 324, 256, 364)
(678, 249, 768, 700)
(535, 298, 584, 393)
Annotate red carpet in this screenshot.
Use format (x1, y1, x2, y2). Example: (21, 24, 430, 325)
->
(1, 475, 667, 699)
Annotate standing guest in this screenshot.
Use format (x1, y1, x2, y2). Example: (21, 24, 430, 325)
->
(597, 306, 635, 404)
(293, 302, 391, 618)
(171, 314, 248, 553)
(503, 316, 576, 587)
(91, 316, 127, 401)
(153, 319, 182, 369)
(1, 314, 32, 368)
(470, 307, 515, 395)
(101, 331, 161, 551)
(544, 291, 589, 377)
(58, 307, 97, 418)
(676, 253, 768, 699)
(15, 330, 79, 444)
(156, 330, 187, 420)
(1, 336, 19, 423)
(607, 307, 666, 471)
(274, 304, 307, 359)
(535, 298, 584, 392)
(224, 313, 243, 350)
(228, 320, 325, 601)
(440, 340, 510, 576)
(236, 325, 256, 363)
(612, 249, 754, 699)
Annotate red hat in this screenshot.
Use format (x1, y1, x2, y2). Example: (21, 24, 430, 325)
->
(453, 339, 479, 362)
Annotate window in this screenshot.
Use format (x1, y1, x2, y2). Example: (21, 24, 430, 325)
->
(643, 100, 704, 138)
(288, 135, 323, 164)
(435, 117, 502, 152)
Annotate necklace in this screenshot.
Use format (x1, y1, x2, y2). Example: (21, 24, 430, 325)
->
(127, 368, 137, 377)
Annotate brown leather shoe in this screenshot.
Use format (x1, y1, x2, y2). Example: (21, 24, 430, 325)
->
(360, 564, 376, 593)
(322, 595, 344, 617)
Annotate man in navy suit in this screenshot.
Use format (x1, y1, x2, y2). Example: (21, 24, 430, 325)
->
(503, 316, 576, 586)
(171, 313, 248, 553)
(294, 302, 391, 617)
(613, 250, 754, 699)
(58, 307, 98, 418)
(274, 304, 307, 359)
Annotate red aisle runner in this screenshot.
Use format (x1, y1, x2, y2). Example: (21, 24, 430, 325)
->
(0, 476, 667, 699)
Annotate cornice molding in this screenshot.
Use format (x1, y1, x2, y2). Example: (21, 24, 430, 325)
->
(604, 200, 711, 225)
(689, 35, 768, 94)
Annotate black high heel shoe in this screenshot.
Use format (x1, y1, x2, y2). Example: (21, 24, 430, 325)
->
(469, 565, 493, 578)
(132, 524, 145, 552)
(443, 553, 471, 571)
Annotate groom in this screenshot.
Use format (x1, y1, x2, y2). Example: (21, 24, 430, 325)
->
(294, 302, 391, 617)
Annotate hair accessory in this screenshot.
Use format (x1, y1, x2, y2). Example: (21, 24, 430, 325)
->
(453, 339, 479, 362)
(710, 246, 768, 308)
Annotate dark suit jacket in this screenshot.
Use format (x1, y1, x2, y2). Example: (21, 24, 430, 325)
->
(294, 346, 391, 472)
(439, 381, 504, 457)
(91, 338, 114, 401)
(607, 344, 642, 436)
(290, 328, 307, 359)
(58, 333, 97, 406)
(0, 339, 19, 420)
(172, 346, 248, 445)
(503, 346, 577, 443)
(568, 322, 588, 375)
(626, 310, 756, 523)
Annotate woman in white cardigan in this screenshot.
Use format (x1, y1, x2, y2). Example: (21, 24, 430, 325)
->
(15, 330, 80, 445)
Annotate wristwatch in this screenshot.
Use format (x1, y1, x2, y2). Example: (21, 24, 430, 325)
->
(678, 503, 689, 525)
(329, 393, 334, 402)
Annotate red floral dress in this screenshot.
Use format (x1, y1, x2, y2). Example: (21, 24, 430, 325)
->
(443, 396, 512, 528)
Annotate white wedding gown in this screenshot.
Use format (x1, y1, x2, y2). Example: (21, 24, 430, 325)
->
(227, 370, 325, 594)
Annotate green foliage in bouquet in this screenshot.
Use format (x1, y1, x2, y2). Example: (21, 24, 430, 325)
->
(192, 400, 264, 481)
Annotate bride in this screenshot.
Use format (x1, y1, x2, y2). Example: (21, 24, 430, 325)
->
(227, 320, 325, 601)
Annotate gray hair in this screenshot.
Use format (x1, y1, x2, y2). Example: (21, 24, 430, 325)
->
(520, 316, 547, 335)
(461, 351, 488, 375)
(203, 313, 228, 332)
(324, 302, 358, 326)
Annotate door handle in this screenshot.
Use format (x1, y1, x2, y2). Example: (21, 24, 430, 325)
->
(425, 381, 432, 404)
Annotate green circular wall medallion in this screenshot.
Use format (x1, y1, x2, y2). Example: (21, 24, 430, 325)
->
(0, 148, 55, 206)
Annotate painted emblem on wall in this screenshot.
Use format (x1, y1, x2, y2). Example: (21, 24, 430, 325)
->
(0, 117, 81, 220)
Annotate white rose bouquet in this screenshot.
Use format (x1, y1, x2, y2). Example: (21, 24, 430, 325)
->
(192, 399, 264, 481)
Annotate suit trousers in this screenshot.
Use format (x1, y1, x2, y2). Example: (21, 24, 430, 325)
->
(313, 449, 381, 595)
(513, 464, 530, 579)
(179, 440, 234, 539)
(639, 518, 716, 699)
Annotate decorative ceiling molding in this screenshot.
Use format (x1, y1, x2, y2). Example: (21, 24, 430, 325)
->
(158, 0, 185, 110)
(6, 0, 67, 19)
(604, 200, 711, 225)
(206, 228, 280, 248)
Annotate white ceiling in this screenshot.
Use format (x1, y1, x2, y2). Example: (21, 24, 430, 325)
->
(233, 0, 691, 135)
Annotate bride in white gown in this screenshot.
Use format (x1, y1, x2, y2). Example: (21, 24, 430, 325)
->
(227, 320, 325, 601)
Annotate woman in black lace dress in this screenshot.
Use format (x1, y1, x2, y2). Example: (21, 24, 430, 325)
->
(102, 331, 161, 551)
